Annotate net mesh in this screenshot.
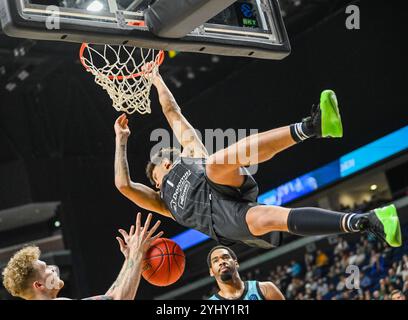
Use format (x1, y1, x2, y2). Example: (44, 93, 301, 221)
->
(80, 44, 163, 115)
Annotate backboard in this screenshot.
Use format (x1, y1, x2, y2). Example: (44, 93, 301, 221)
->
(0, 0, 291, 60)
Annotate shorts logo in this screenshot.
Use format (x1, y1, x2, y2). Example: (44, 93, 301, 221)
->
(248, 294, 259, 300)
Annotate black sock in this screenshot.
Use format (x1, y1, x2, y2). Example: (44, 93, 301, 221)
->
(290, 121, 316, 143)
(287, 207, 367, 236)
(347, 213, 369, 232)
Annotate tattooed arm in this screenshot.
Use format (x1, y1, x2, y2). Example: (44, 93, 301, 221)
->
(104, 254, 143, 300)
(151, 72, 207, 158)
(104, 213, 163, 300)
(113, 114, 172, 218)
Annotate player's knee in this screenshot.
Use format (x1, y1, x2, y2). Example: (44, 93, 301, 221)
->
(247, 208, 282, 236)
(247, 214, 268, 236)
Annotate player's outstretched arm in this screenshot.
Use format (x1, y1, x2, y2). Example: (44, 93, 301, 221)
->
(114, 114, 172, 218)
(105, 213, 164, 300)
(150, 70, 208, 158)
(260, 281, 286, 300)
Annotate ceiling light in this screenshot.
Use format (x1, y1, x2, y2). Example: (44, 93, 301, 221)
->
(87, 1, 104, 12)
(17, 70, 30, 81)
(5, 83, 17, 92)
(186, 67, 195, 79)
(211, 55, 220, 63)
(370, 184, 378, 191)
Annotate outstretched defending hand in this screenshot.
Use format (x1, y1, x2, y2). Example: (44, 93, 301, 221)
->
(114, 113, 131, 142)
(116, 213, 164, 260)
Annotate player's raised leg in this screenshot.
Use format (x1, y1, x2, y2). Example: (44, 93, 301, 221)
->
(206, 90, 342, 187)
(245, 204, 402, 248)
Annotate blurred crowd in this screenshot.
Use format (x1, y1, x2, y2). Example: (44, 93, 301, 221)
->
(260, 231, 408, 300)
(206, 227, 408, 300)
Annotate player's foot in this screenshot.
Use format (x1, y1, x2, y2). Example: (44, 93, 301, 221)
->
(303, 90, 343, 138)
(364, 204, 402, 247)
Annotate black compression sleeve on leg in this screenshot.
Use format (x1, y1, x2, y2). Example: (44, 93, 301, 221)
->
(287, 207, 351, 236)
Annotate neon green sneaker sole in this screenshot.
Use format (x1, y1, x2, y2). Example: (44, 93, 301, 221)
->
(374, 204, 402, 247)
(320, 90, 343, 138)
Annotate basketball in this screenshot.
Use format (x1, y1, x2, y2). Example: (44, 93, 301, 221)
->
(142, 238, 185, 287)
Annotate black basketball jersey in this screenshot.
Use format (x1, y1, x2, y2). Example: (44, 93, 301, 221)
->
(160, 157, 282, 249)
(160, 157, 218, 241)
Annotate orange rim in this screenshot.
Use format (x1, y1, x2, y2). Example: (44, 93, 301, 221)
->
(79, 43, 165, 80)
(127, 20, 146, 27)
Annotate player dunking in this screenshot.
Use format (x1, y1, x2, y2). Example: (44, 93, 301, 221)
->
(114, 67, 401, 249)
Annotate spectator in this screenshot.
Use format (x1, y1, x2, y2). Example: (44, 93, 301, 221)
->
(312, 265, 323, 278)
(390, 289, 406, 300)
(396, 256, 408, 280)
(403, 280, 408, 297)
(362, 238, 374, 253)
(336, 275, 346, 292)
(305, 283, 313, 297)
(310, 278, 318, 292)
(379, 279, 388, 298)
(286, 279, 296, 299)
(316, 250, 329, 268)
(348, 250, 358, 266)
(368, 250, 385, 276)
(355, 246, 367, 266)
(355, 290, 364, 300)
(372, 290, 381, 300)
(276, 265, 283, 275)
(304, 265, 314, 282)
(316, 278, 329, 296)
(364, 290, 371, 300)
(327, 265, 336, 280)
(334, 238, 349, 256)
(360, 271, 372, 289)
(296, 292, 304, 300)
(290, 260, 302, 278)
(324, 283, 336, 300)
(304, 253, 314, 267)
(340, 252, 350, 269)
(388, 268, 399, 285)
(254, 268, 261, 277)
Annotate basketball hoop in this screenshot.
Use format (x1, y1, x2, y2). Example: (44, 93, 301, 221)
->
(79, 39, 164, 115)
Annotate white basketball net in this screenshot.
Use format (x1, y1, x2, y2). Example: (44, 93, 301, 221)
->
(80, 44, 163, 115)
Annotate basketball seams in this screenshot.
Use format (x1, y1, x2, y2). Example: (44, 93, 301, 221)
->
(145, 257, 164, 281)
(144, 244, 165, 281)
(172, 241, 184, 275)
(163, 239, 171, 285)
